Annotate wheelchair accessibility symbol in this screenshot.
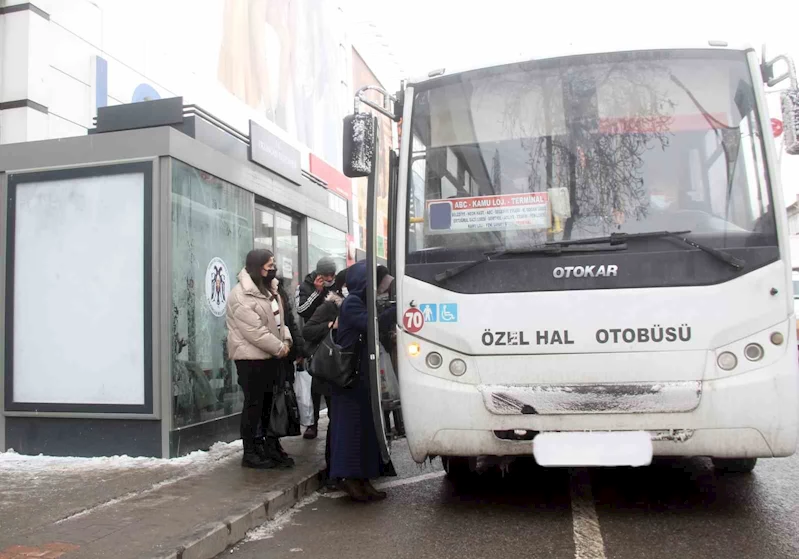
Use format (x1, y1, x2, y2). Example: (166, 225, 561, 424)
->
(416, 303, 458, 324)
(439, 303, 458, 323)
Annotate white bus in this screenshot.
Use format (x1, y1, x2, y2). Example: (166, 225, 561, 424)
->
(344, 43, 799, 477)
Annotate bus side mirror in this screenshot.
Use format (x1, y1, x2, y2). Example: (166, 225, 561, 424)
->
(343, 113, 375, 178)
(783, 89, 799, 155)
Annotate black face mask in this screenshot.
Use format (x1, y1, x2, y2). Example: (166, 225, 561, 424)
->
(264, 269, 277, 284)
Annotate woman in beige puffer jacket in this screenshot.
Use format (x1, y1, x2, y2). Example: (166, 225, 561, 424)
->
(227, 249, 293, 470)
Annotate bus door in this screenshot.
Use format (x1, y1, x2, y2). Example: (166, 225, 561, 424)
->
(343, 106, 401, 466)
(363, 115, 391, 465)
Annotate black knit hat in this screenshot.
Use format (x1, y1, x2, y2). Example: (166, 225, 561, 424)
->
(316, 256, 337, 276)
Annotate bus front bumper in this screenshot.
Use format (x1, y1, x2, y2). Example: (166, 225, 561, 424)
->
(397, 345, 799, 463)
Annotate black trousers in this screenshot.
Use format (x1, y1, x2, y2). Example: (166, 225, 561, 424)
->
(310, 391, 334, 472)
(324, 393, 333, 474)
(236, 360, 279, 447)
(312, 391, 329, 427)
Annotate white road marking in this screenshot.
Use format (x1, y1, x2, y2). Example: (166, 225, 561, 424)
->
(375, 470, 446, 490)
(569, 468, 607, 559)
(322, 470, 446, 499)
(321, 462, 607, 559)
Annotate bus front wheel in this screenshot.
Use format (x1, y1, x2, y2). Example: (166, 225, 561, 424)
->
(441, 456, 477, 482)
(712, 457, 757, 474)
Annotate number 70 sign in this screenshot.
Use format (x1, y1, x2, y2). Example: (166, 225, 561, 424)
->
(403, 308, 424, 333)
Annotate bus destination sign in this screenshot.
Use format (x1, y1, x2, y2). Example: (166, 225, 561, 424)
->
(427, 193, 550, 233)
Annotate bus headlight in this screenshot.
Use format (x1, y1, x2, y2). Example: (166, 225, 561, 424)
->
(408, 342, 421, 357)
(425, 352, 443, 369)
(770, 332, 784, 346)
(449, 358, 467, 377)
(717, 351, 738, 371)
(744, 343, 764, 361)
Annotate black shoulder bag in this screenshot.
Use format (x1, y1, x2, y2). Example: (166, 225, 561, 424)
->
(308, 329, 361, 389)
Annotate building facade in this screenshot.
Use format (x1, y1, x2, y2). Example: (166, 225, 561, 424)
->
(0, 0, 399, 457)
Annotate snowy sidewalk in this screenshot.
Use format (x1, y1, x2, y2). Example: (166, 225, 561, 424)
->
(0, 422, 326, 559)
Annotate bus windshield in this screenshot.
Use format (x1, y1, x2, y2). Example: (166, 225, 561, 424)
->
(406, 50, 778, 292)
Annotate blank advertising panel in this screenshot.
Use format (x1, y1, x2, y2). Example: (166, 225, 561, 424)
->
(12, 172, 146, 406)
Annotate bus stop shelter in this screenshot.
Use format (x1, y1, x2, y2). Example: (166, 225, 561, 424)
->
(0, 99, 349, 457)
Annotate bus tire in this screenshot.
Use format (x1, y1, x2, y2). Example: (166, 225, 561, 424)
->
(712, 457, 757, 474)
(441, 456, 476, 482)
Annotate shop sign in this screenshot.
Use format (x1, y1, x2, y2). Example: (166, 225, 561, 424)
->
(206, 257, 230, 317)
(310, 154, 352, 199)
(249, 120, 302, 185)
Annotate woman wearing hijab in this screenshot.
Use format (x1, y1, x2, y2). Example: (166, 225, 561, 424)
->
(226, 249, 294, 469)
(329, 261, 396, 501)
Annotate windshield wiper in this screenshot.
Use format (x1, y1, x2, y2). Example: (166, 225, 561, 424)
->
(433, 243, 628, 283)
(549, 230, 745, 270)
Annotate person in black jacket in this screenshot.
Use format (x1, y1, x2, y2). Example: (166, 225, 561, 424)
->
(302, 268, 347, 354)
(276, 276, 307, 366)
(296, 256, 338, 439)
(295, 256, 337, 322)
(302, 268, 347, 465)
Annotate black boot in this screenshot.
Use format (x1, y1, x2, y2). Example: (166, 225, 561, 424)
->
(253, 438, 268, 459)
(276, 439, 289, 458)
(362, 480, 387, 501)
(242, 442, 276, 469)
(263, 437, 294, 468)
(318, 470, 337, 491)
(339, 479, 370, 502)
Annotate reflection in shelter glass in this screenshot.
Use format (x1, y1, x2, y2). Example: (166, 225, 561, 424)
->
(171, 160, 254, 428)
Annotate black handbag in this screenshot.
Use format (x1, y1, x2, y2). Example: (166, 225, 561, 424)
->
(268, 376, 301, 438)
(308, 329, 361, 389)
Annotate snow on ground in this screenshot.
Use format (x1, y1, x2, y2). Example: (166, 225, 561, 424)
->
(0, 440, 243, 474)
(243, 494, 321, 543)
(0, 440, 245, 530)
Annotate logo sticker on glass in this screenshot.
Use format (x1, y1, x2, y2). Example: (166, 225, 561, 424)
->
(206, 257, 230, 317)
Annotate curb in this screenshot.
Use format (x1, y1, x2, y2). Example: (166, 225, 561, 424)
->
(154, 468, 323, 559)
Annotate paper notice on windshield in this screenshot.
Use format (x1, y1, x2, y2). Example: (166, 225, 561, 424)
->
(426, 193, 550, 233)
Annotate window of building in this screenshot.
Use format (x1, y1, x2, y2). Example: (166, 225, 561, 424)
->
(307, 218, 347, 274)
(328, 190, 348, 217)
(255, 205, 303, 299)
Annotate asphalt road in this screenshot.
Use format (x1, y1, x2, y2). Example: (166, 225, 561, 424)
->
(224, 441, 799, 559)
